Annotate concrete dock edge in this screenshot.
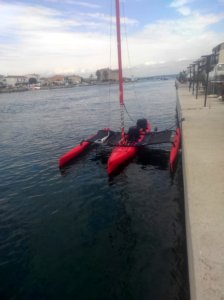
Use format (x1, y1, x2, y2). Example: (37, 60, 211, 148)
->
(177, 84, 224, 300)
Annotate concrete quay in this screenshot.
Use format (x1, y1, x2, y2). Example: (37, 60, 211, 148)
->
(177, 85, 224, 300)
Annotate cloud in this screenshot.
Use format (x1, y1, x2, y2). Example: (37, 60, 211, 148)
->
(122, 12, 224, 69)
(169, 0, 194, 16)
(44, 0, 101, 8)
(1, 4, 64, 33)
(81, 12, 138, 26)
(0, 2, 116, 74)
(170, 0, 194, 8)
(0, 1, 224, 76)
(72, 1, 101, 8)
(176, 6, 191, 16)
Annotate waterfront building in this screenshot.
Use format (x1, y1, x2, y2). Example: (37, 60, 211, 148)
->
(39, 77, 50, 86)
(26, 74, 40, 83)
(209, 43, 224, 84)
(48, 75, 65, 86)
(96, 68, 119, 81)
(0, 75, 7, 87)
(5, 75, 28, 87)
(212, 42, 224, 65)
(65, 75, 82, 85)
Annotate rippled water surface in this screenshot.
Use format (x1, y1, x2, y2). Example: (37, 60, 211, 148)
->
(0, 80, 189, 300)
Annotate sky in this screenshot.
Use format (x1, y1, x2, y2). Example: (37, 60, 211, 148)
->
(0, 0, 224, 76)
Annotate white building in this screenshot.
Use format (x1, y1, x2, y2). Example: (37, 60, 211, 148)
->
(209, 43, 224, 82)
(5, 76, 28, 87)
(212, 42, 224, 65)
(0, 75, 7, 87)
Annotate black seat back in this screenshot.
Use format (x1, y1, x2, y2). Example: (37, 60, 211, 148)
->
(127, 126, 139, 142)
(136, 118, 147, 130)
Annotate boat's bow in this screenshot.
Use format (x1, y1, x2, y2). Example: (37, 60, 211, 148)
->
(107, 120, 151, 175)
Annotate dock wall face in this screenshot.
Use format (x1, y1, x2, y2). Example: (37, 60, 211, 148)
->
(176, 89, 197, 300)
(177, 85, 224, 300)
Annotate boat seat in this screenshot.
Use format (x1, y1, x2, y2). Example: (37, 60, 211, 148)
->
(136, 118, 148, 130)
(127, 126, 139, 142)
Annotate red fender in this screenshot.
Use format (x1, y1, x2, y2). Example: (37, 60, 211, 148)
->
(169, 128, 181, 172)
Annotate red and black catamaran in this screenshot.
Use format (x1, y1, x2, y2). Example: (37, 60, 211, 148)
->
(58, 0, 181, 175)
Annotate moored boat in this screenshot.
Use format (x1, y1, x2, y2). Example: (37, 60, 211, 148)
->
(58, 0, 181, 175)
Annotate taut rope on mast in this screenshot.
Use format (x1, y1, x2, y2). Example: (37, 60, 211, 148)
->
(115, 0, 125, 140)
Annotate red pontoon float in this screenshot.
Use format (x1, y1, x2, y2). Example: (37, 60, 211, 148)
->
(169, 128, 181, 172)
(58, 129, 111, 168)
(107, 119, 151, 175)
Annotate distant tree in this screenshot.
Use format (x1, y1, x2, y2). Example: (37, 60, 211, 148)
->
(103, 70, 108, 81)
(177, 70, 187, 83)
(96, 70, 100, 81)
(29, 77, 37, 84)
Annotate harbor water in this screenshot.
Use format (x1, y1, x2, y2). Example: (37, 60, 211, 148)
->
(0, 80, 189, 300)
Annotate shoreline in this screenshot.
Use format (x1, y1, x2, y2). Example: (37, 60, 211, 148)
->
(0, 84, 94, 94)
(0, 77, 175, 94)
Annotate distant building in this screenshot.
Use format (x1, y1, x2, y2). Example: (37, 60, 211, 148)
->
(207, 42, 224, 95)
(212, 42, 224, 65)
(209, 63, 224, 82)
(5, 75, 28, 87)
(209, 42, 224, 82)
(96, 68, 119, 81)
(26, 74, 40, 83)
(39, 77, 49, 86)
(48, 75, 65, 85)
(65, 75, 82, 85)
(0, 75, 7, 87)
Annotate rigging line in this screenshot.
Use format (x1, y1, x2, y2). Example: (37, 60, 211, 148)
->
(116, 2, 133, 124)
(107, 0, 113, 128)
(121, 1, 143, 117)
(166, 124, 176, 130)
(124, 103, 134, 122)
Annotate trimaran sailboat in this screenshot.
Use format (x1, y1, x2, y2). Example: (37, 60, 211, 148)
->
(58, 0, 181, 175)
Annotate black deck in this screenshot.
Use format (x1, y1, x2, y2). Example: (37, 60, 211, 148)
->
(137, 130, 173, 146)
(86, 129, 173, 147)
(107, 131, 122, 145)
(86, 130, 121, 145)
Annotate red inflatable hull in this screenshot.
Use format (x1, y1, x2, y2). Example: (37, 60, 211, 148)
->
(58, 129, 112, 168)
(107, 123, 151, 175)
(107, 146, 137, 175)
(169, 128, 181, 172)
(59, 141, 91, 168)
